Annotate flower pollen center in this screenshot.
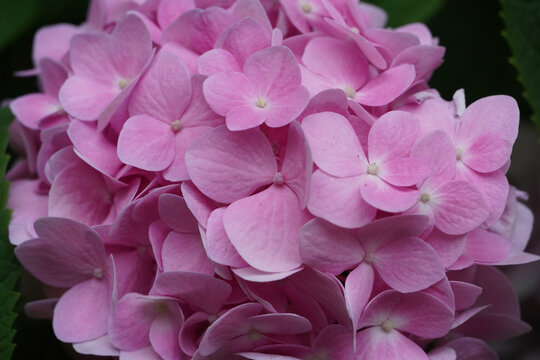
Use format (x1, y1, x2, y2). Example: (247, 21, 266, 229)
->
(248, 329, 261, 341)
(344, 85, 356, 99)
(420, 193, 431, 203)
(273, 172, 284, 185)
(381, 320, 394, 333)
(300, 2, 312, 13)
(367, 163, 379, 175)
(171, 120, 182, 132)
(364, 253, 375, 264)
(118, 78, 129, 90)
(456, 147, 463, 160)
(350, 26, 360, 34)
(93, 267, 104, 279)
(256, 98, 267, 108)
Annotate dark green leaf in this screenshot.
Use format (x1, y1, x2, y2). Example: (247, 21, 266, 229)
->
(501, 0, 540, 129)
(0, 107, 20, 360)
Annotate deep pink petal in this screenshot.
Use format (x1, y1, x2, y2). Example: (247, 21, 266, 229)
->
(109, 293, 156, 350)
(117, 115, 176, 171)
(460, 134, 512, 173)
(198, 303, 263, 356)
(154, 271, 231, 314)
(149, 306, 184, 360)
(224, 185, 307, 272)
(377, 157, 430, 187)
(181, 181, 216, 228)
(247, 313, 312, 335)
(445, 338, 497, 360)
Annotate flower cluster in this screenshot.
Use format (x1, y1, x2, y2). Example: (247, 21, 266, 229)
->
(7, 0, 538, 359)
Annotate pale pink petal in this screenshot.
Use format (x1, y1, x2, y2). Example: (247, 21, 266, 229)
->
(264, 86, 310, 128)
(424, 230, 467, 268)
(365, 28, 420, 57)
(373, 236, 445, 292)
(129, 50, 192, 121)
(312, 325, 354, 360)
(32, 23, 79, 65)
(455, 166, 509, 226)
(149, 307, 184, 360)
(53, 278, 111, 343)
(297, 89, 349, 121)
(392, 45, 445, 81)
(59, 76, 118, 121)
(10, 94, 61, 130)
(355, 326, 429, 360)
(181, 75, 224, 128)
(216, 18, 271, 67)
(280, 122, 312, 208)
(232, 267, 303, 282)
(232, 0, 273, 31)
(161, 42, 200, 74)
(224, 185, 307, 272)
(121, 347, 162, 360)
(401, 98, 457, 137)
(345, 263, 375, 330)
(185, 125, 276, 203)
(377, 157, 430, 187)
(450, 281, 483, 310)
(68, 120, 122, 177)
(163, 126, 212, 182)
(411, 130, 457, 185)
(355, 64, 415, 106)
(360, 291, 453, 338)
(459, 95, 519, 144)
(69, 33, 117, 80)
(307, 170, 375, 228)
(117, 115, 176, 171)
(181, 181, 216, 228)
(111, 14, 153, 78)
(299, 218, 364, 274)
(301, 112, 366, 177)
(73, 335, 120, 356)
(109, 293, 156, 350)
(460, 134, 512, 173)
(162, 231, 214, 275)
(205, 208, 248, 267)
(243, 46, 302, 96)
(198, 49, 241, 76)
(359, 175, 419, 213)
(357, 214, 429, 254)
(157, 0, 196, 29)
(368, 110, 420, 163)
(302, 37, 369, 90)
(464, 229, 511, 264)
(432, 181, 489, 235)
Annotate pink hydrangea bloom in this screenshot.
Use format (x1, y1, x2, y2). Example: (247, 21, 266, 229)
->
(5, 0, 537, 359)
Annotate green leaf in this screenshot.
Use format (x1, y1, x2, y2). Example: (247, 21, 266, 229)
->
(0, 107, 20, 360)
(0, 0, 40, 52)
(364, 0, 447, 27)
(501, 0, 540, 129)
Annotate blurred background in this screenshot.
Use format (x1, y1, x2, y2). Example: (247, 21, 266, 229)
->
(0, 0, 539, 359)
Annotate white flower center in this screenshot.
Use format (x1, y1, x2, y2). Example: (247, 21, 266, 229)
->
(256, 98, 267, 108)
(93, 268, 104, 279)
(364, 253, 375, 264)
(118, 78, 129, 90)
(300, 2, 312, 13)
(171, 120, 182, 132)
(273, 172, 284, 185)
(420, 192, 431, 203)
(367, 163, 379, 175)
(455, 147, 463, 160)
(381, 320, 394, 333)
(248, 329, 261, 341)
(350, 26, 360, 34)
(344, 85, 356, 99)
